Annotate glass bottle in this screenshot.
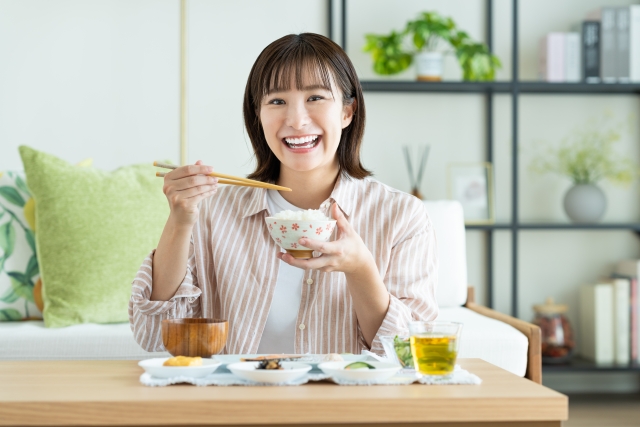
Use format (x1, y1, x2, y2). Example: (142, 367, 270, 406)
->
(532, 297, 575, 363)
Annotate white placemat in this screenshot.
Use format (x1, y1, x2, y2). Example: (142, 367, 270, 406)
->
(140, 372, 329, 387)
(326, 366, 480, 386)
(416, 365, 482, 385)
(139, 366, 480, 387)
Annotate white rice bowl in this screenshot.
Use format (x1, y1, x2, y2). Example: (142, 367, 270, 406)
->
(266, 211, 336, 258)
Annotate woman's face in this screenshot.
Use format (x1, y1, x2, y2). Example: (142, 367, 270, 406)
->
(260, 73, 354, 177)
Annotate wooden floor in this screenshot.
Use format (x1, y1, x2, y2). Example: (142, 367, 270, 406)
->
(566, 394, 640, 427)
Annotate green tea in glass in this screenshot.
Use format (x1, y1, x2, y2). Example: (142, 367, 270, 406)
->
(409, 321, 462, 376)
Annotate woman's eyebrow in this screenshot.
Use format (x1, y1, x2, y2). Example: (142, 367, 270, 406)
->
(267, 84, 332, 94)
(301, 84, 332, 91)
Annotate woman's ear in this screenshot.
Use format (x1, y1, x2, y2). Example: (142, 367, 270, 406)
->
(341, 99, 356, 129)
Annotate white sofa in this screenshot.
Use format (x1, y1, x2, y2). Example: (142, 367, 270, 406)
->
(0, 321, 169, 360)
(0, 200, 540, 382)
(425, 201, 537, 381)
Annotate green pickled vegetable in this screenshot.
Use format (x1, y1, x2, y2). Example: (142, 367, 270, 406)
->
(344, 362, 376, 370)
(394, 335, 414, 368)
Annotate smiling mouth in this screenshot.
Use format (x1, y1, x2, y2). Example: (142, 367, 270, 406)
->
(283, 135, 320, 149)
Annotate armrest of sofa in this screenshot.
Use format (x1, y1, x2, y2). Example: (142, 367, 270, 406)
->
(463, 287, 542, 384)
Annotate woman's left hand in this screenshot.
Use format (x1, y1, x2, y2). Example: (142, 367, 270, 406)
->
(277, 203, 376, 276)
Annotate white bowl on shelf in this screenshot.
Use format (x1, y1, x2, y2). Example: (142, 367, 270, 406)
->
(227, 361, 312, 384)
(138, 357, 221, 379)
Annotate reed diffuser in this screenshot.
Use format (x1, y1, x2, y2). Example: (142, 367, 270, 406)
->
(403, 145, 430, 199)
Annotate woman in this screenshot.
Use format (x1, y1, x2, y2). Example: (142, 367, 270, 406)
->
(129, 33, 438, 355)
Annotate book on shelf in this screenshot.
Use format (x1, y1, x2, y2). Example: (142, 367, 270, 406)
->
(579, 283, 614, 364)
(564, 32, 581, 82)
(613, 260, 640, 363)
(539, 33, 565, 82)
(629, 5, 640, 82)
(585, 6, 640, 83)
(612, 278, 630, 365)
(586, 7, 618, 82)
(581, 21, 601, 83)
(616, 6, 631, 83)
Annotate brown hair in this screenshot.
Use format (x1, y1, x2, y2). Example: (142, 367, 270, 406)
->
(243, 33, 370, 182)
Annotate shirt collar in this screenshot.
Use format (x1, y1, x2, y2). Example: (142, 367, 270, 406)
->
(241, 187, 269, 218)
(327, 173, 356, 218)
(240, 173, 360, 219)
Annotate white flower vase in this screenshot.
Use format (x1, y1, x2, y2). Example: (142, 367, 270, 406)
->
(415, 52, 443, 81)
(563, 184, 607, 223)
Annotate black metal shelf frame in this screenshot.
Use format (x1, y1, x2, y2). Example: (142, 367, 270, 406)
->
(542, 357, 640, 373)
(467, 223, 640, 231)
(333, 0, 640, 326)
(359, 80, 640, 94)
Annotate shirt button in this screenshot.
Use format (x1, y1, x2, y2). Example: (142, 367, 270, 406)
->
(299, 324, 306, 330)
(306, 278, 313, 285)
(188, 297, 195, 303)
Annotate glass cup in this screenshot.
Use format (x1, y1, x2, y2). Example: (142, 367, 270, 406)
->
(409, 321, 463, 376)
(380, 335, 414, 368)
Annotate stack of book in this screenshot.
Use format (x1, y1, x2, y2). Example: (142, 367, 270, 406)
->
(539, 5, 640, 83)
(579, 260, 640, 365)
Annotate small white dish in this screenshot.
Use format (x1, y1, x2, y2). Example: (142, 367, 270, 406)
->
(138, 357, 221, 379)
(318, 361, 401, 382)
(227, 361, 312, 384)
(214, 354, 370, 367)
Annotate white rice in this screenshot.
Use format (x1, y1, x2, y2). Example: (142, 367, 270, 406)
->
(272, 209, 331, 221)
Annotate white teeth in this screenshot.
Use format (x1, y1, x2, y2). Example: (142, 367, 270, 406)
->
(284, 135, 319, 145)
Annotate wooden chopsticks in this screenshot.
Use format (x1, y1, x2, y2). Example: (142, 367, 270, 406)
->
(153, 161, 291, 192)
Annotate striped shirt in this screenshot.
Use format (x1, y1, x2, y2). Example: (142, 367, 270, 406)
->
(129, 174, 438, 355)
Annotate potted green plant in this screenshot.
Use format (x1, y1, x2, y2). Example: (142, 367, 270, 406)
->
(530, 115, 640, 223)
(363, 12, 501, 81)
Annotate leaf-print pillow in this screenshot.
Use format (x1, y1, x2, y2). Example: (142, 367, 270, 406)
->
(0, 171, 42, 321)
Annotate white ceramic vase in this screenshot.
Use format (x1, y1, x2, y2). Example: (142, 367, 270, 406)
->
(415, 51, 443, 81)
(563, 184, 607, 223)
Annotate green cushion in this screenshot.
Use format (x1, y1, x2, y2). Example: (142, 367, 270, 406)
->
(19, 146, 169, 327)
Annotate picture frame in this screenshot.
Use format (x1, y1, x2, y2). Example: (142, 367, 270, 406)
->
(447, 162, 495, 225)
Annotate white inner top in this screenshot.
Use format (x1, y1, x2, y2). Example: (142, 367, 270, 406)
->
(256, 190, 305, 354)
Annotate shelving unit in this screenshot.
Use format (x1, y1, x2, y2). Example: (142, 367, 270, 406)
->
(331, 0, 640, 374)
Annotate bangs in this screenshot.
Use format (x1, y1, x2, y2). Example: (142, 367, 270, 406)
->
(261, 44, 335, 98)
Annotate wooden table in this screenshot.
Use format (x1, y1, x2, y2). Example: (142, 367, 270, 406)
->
(0, 358, 567, 427)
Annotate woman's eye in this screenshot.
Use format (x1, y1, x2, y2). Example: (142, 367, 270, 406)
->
(308, 95, 324, 101)
(268, 98, 285, 105)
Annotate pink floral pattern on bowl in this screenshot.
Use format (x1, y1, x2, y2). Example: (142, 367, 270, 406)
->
(265, 217, 336, 252)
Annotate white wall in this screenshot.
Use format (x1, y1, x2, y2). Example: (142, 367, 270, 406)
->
(0, 0, 180, 169)
(2, 0, 640, 363)
(188, 0, 327, 177)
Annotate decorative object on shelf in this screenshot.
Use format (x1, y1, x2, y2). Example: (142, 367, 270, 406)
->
(530, 114, 640, 223)
(403, 145, 430, 199)
(362, 11, 501, 81)
(563, 184, 606, 223)
(533, 297, 575, 364)
(447, 162, 495, 225)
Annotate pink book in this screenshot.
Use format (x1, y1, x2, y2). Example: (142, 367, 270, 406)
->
(631, 277, 638, 362)
(539, 33, 566, 82)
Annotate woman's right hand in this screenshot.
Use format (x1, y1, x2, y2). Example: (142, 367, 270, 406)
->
(162, 160, 218, 227)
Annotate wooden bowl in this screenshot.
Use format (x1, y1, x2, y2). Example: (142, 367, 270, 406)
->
(161, 318, 228, 357)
